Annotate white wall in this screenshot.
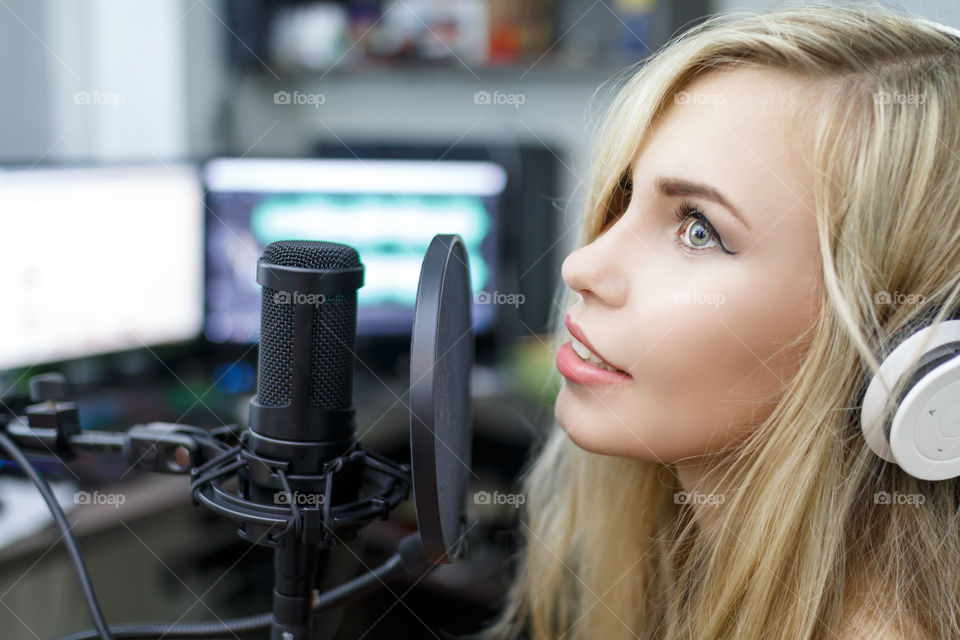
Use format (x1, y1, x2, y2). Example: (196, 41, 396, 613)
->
(0, 0, 52, 162)
(712, 0, 960, 28)
(1, 0, 223, 164)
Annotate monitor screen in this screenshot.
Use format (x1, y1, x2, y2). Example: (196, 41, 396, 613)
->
(0, 164, 204, 371)
(203, 157, 507, 343)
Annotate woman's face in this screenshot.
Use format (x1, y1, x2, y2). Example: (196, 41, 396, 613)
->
(555, 67, 822, 470)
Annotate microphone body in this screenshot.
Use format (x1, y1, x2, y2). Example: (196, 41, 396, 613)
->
(241, 240, 365, 640)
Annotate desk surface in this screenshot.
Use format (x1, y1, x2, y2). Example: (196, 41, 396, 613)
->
(0, 472, 191, 564)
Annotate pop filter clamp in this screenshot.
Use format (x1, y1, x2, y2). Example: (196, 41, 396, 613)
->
(0, 233, 477, 640)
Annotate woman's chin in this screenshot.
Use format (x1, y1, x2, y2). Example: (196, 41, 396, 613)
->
(554, 392, 688, 462)
(555, 393, 630, 456)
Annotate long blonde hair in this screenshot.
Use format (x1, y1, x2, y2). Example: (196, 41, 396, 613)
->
(469, 3, 960, 639)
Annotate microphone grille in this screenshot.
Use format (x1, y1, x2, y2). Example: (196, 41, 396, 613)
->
(260, 240, 360, 269)
(257, 240, 360, 410)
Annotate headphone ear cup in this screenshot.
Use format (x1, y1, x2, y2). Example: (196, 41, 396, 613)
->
(858, 315, 929, 463)
(860, 311, 960, 480)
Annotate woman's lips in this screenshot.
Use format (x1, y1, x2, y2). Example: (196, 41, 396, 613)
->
(564, 314, 627, 373)
(556, 341, 633, 386)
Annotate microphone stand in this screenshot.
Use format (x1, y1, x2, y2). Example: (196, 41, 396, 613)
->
(0, 372, 428, 640)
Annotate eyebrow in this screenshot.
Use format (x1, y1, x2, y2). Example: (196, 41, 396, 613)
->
(654, 175, 751, 230)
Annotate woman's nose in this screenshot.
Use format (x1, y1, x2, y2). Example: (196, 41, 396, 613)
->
(561, 234, 629, 307)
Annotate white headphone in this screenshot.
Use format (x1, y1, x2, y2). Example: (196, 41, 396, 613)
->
(860, 315, 960, 481)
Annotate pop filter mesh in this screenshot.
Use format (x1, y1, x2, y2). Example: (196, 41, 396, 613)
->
(257, 240, 359, 410)
(434, 249, 473, 555)
(410, 235, 473, 562)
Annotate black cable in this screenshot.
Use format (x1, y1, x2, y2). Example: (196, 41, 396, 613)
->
(0, 431, 114, 640)
(56, 612, 271, 640)
(57, 536, 425, 640)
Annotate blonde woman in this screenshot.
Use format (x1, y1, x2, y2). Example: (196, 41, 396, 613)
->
(472, 2, 960, 639)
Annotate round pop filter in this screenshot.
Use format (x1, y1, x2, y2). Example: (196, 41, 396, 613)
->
(409, 234, 474, 564)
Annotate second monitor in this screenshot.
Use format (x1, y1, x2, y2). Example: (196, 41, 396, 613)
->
(203, 156, 508, 345)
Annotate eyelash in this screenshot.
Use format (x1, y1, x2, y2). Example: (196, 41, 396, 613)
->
(672, 200, 737, 255)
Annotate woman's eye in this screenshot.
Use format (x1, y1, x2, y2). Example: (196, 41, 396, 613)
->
(677, 216, 719, 250)
(673, 201, 736, 255)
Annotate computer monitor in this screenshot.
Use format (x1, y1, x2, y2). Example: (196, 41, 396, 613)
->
(202, 157, 508, 344)
(0, 164, 204, 371)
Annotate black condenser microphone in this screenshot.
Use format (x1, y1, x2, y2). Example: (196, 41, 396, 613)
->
(243, 239, 365, 640)
(187, 235, 467, 640)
